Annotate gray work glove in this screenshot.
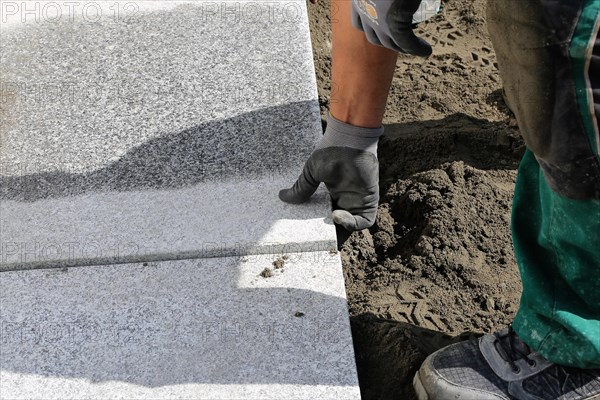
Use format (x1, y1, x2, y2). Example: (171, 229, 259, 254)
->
(279, 114, 383, 231)
(351, 0, 432, 57)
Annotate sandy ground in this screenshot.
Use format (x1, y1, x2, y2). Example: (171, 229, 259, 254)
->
(307, 1, 527, 398)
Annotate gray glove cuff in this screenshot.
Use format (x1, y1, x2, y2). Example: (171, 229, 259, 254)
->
(316, 113, 384, 156)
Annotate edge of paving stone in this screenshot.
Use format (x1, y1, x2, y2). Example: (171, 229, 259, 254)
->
(0, 239, 338, 272)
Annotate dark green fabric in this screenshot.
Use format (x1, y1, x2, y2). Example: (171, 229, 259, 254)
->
(512, 149, 600, 368)
(487, 0, 600, 200)
(570, 0, 600, 159)
(488, 0, 600, 368)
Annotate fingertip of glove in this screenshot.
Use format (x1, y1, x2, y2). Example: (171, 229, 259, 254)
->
(400, 44, 432, 57)
(409, 37, 433, 57)
(332, 210, 358, 231)
(279, 188, 306, 204)
(393, 32, 433, 57)
(332, 209, 377, 231)
(278, 188, 294, 203)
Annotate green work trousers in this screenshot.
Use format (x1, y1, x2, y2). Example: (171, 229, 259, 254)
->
(488, 0, 600, 368)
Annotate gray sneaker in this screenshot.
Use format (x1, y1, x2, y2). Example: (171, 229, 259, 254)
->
(413, 326, 600, 400)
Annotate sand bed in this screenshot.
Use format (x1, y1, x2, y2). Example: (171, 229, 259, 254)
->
(307, 1, 525, 398)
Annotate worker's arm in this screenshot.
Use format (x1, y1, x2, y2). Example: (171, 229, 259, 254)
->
(279, 0, 430, 231)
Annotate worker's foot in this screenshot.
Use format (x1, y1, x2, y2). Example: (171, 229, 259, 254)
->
(413, 326, 600, 400)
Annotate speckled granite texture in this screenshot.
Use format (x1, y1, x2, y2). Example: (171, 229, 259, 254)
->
(0, 1, 334, 269)
(0, 2, 359, 397)
(0, 252, 361, 399)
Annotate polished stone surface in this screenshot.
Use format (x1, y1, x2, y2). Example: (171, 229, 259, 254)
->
(0, 2, 360, 397)
(0, 0, 333, 270)
(0, 252, 361, 399)
(0, 175, 334, 270)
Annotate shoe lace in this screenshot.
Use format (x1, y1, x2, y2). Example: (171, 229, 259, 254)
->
(494, 326, 537, 374)
(493, 328, 599, 395)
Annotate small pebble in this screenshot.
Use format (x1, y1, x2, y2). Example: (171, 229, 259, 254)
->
(273, 258, 285, 269)
(260, 268, 273, 278)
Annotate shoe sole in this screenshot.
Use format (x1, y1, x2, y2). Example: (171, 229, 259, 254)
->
(413, 370, 430, 400)
(413, 368, 600, 400)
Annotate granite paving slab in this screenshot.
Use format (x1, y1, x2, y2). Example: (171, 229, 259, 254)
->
(0, 0, 333, 270)
(0, 251, 361, 399)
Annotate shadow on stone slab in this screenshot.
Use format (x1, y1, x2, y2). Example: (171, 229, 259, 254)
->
(0, 101, 338, 270)
(0, 102, 317, 202)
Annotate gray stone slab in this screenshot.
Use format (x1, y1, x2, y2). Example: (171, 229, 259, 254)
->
(0, 251, 361, 399)
(0, 1, 333, 270)
(0, 176, 335, 270)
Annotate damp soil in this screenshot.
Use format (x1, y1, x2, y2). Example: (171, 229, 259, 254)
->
(307, 1, 526, 398)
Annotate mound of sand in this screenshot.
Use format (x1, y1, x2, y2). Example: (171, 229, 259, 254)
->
(308, 1, 527, 398)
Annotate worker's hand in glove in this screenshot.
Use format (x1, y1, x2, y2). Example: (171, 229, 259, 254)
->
(279, 113, 383, 232)
(351, 0, 432, 57)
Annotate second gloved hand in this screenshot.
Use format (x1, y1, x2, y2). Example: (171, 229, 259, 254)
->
(351, 0, 432, 57)
(279, 113, 383, 231)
